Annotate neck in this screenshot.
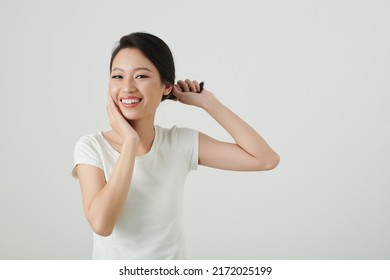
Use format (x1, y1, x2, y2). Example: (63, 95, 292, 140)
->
(129, 119, 154, 141)
(127, 115, 155, 154)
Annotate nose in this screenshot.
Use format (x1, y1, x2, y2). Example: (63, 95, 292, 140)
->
(122, 77, 137, 93)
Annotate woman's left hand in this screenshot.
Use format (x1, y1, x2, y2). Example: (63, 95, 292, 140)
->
(172, 79, 217, 109)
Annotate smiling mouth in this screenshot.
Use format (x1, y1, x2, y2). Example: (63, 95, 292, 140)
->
(120, 98, 142, 105)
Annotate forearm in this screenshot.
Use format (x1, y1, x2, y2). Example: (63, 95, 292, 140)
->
(203, 98, 279, 162)
(88, 142, 137, 236)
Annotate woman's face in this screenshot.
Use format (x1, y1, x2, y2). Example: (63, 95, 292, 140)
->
(108, 48, 171, 121)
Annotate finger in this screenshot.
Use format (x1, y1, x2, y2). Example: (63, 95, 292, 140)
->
(108, 97, 122, 122)
(107, 97, 114, 114)
(172, 84, 184, 100)
(110, 96, 121, 112)
(193, 80, 200, 93)
(108, 96, 115, 113)
(177, 80, 189, 92)
(107, 94, 113, 116)
(107, 99, 115, 127)
(185, 79, 197, 92)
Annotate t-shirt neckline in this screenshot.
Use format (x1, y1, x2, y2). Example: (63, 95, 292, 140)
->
(98, 125, 159, 161)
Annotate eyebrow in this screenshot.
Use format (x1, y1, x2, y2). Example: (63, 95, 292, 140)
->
(111, 67, 153, 72)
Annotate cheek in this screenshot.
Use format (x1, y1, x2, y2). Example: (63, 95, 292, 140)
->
(108, 83, 119, 97)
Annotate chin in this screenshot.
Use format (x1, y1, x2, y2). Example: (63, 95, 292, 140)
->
(122, 114, 141, 121)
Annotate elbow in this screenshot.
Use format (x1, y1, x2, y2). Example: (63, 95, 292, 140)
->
(84, 204, 116, 237)
(258, 153, 280, 171)
(94, 227, 113, 237)
(271, 153, 280, 169)
(92, 222, 114, 237)
(267, 153, 280, 170)
(88, 216, 114, 237)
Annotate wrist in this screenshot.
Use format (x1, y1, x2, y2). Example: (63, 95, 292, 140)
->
(202, 96, 222, 112)
(121, 137, 139, 150)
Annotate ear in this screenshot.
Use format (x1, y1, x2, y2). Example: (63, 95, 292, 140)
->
(163, 84, 173, 96)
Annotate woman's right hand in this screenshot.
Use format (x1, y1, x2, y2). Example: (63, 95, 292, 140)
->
(107, 96, 140, 144)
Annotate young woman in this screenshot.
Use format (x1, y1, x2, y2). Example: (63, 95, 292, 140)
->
(72, 32, 280, 259)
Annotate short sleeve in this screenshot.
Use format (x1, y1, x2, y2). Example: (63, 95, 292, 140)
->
(71, 135, 103, 179)
(173, 126, 199, 171)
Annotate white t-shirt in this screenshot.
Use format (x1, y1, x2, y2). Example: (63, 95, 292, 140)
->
(72, 125, 198, 259)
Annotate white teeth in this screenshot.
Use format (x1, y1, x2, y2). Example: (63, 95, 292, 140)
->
(121, 98, 141, 104)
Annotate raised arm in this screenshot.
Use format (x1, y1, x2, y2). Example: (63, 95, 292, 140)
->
(76, 97, 139, 236)
(172, 80, 280, 171)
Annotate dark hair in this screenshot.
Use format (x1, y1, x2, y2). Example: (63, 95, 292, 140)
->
(110, 32, 176, 101)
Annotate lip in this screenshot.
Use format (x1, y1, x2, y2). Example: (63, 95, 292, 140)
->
(119, 95, 143, 108)
(120, 95, 141, 100)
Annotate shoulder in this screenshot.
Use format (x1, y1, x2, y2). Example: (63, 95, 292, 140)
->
(155, 125, 198, 144)
(73, 131, 111, 158)
(75, 131, 104, 149)
(72, 131, 106, 178)
(155, 125, 199, 170)
(156, 125, 198, 137)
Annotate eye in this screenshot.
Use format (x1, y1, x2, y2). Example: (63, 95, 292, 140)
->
(111, 75, 123, 79)
(135, 74, 148, 79)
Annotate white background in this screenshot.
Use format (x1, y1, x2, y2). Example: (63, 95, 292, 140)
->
(0, 0, 389, 259)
